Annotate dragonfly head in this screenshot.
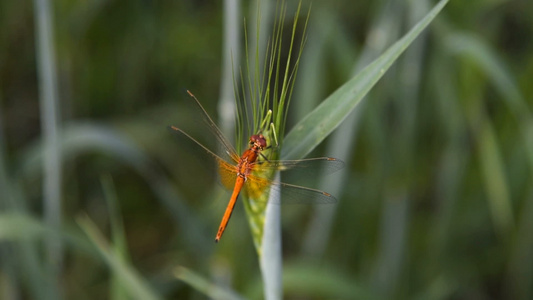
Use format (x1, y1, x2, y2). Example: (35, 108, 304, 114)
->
(250, 134, 267, 150)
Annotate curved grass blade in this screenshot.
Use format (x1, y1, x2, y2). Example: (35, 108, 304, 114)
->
(0, 214, 48, 241)
(17, 122, 210, 251)
(0, 212, 159, 300)
(174, 266, 245, 300)
(101, 175, 130, 300)
(445, 32, 533, 173)
(281, 0, 450, 160)
(78, 215, 161, 300)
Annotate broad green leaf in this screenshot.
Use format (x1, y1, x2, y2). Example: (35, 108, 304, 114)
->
(281, 0, 450, 160)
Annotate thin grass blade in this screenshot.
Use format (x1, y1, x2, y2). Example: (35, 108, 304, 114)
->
(78, 215, 161, 300)
(174, 266, 245, 300)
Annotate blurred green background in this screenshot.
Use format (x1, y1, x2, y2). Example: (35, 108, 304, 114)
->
(1, 0, 533, 299)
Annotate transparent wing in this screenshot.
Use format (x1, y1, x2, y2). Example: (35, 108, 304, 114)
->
(217, 159, 238, 191)
(169, 126, 240, 191)
(169, 125, 238, 162)
(185, 90, 239, 163)
(257, 157, 345, 174)
(172, 91, 343, 203)
(169, 126, 339, 204)
(244, 173, 337, 205)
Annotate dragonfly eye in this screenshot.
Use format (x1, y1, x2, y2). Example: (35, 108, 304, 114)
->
(249, 134, 267, 149)
(258, 136, 267, 148)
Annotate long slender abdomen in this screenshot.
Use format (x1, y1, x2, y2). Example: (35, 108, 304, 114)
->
(215, 176, 245, 242)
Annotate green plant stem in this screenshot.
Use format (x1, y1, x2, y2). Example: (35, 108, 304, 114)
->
(32, 0, 62, 287)
(219, 0, 241, 138)
(260, 172, 282, 300)
(0, 106, 22, 300)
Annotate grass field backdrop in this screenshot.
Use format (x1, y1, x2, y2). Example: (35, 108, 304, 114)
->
(1, 0, 532, 299)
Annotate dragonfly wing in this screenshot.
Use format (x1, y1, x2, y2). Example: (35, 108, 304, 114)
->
(185, 91, 240, 161)
(169, 126, 238, 162)
(169, 126, 240, 192)
(218, 160, 238, 191)
(244, 173, 337, 205)
(257, 157, 345, 175)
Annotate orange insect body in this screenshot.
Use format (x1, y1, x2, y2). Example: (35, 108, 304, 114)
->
(170, 91, 342, 243)
(215, 134, 267, 242)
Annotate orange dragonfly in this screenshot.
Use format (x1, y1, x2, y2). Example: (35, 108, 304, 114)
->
(170, 91, 343, 243)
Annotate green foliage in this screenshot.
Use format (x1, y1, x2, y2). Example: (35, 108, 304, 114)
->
(237, 0, 309, 257)
(1, 0, 532, 299)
